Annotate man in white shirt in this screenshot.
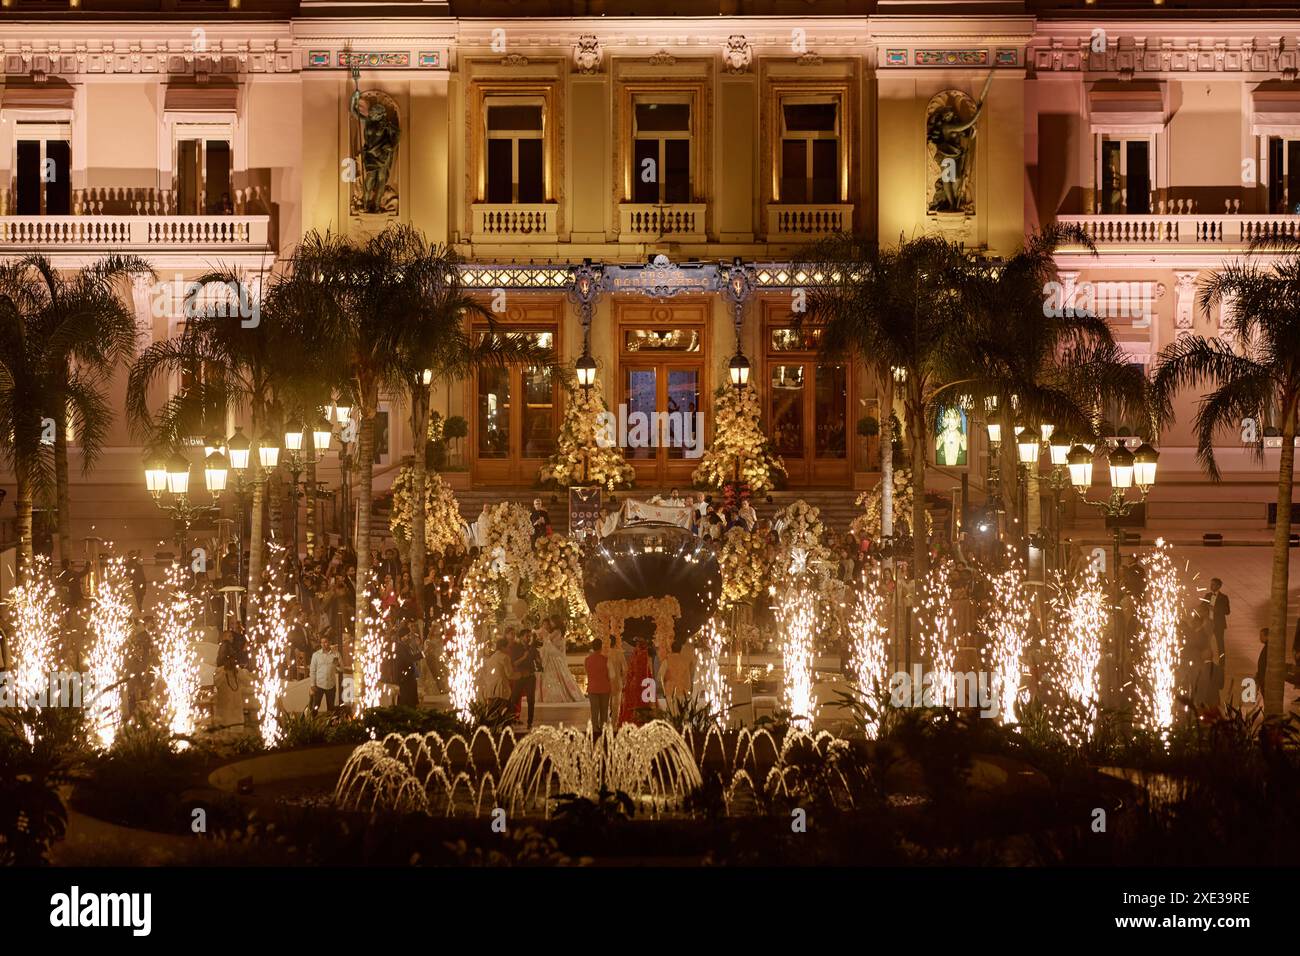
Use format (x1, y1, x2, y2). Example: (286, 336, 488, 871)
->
(310, 635, 343, 712)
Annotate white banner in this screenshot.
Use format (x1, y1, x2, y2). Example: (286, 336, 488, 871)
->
(623, 498, 693, 529)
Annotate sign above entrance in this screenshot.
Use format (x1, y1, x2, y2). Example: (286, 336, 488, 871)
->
(602, 257, 719, 299)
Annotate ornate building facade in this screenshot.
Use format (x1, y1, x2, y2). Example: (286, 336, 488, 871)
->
(1, 0, 1296, 548)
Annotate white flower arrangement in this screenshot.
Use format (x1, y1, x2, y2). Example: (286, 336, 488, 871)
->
(772, 499, 831, 579)
(389, 466, 463, 556)
(692, 384, 785, 493)
(852, 467, 933, 540)
(539, 374, 635, 490)
(718, 527, 770, 607)
(480, 501, 534, 577)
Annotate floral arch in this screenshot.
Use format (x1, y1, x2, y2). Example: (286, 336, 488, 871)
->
(592, 596, 681, 656)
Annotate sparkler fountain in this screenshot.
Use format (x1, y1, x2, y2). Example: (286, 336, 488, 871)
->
(1050, 564, 1109, 744)
(983, 554, 1031, 724)
(1136, 538, 1183, 736)
(251, 587, 292, 746)
(156, 563, 202, 747)
(776, 587, 818, 728)
(85, 556, 134, 749)
(848, 565, 890, 736)
(5, 557, 64, 740)
(919, 559, 959, 708)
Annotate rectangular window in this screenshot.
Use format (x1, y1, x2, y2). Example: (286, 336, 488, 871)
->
(780, 100, 840, 204)
(1099, 136, 1152, 214)
(14, 123, 71, 216)
(623, 329, 702, 352)
(633, 99, 691, 204)
(176, 132, 234, 215)
(1267, 136, 1300, 214)
(485, 102, 545, 204)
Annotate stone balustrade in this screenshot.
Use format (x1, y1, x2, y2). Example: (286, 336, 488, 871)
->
(618, 203, 707, 242)
(1057, 213, 1300, 246)
(470, 203, 559, 243)
(766, 204, 854, 240)
(0, 215, 272, 250)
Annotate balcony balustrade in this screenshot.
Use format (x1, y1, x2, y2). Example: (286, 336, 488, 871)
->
(0, 185, 272, 252)
(618, 203, 707, 243)
(470, 203, 559, 243)
(766, 204, 854, 241)
(1057, 213, 1300, 247)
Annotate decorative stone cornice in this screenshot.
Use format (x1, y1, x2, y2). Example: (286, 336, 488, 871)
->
(1031, 32, 1300, 75)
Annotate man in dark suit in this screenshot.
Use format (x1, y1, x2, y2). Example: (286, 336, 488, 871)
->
(508, 631, 541, 729)
(1207, 577, 1230, 688)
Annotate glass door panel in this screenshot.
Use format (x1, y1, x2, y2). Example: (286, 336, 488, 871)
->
(665, 368, 700, 460)
(815, 365, 847, 459)
(522, 363, 555, 460)
(477, 367, 511, 459)
(770, 364, 805, 457)
(624, 367, 657, 460)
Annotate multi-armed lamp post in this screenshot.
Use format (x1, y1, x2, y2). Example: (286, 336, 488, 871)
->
(145, 447, 228, 558)
(282, 417, 334, 561)
(570, 260, 601, 485)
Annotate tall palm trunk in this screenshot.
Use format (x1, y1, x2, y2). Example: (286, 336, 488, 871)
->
(15, 471, 34, 582)
(409, 388, 430, 621)
(54, 411, 72, 563)
(906, 386, 929, 579)
(353, 410, 376, 654)
(304, 458, 317, 555)
(1264, 393, 1297, 715)
(880, 377, 894, 540)
(246, 463, 266, 620)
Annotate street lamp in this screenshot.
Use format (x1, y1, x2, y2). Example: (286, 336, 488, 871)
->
(226, 427, 251, 471)
(258, 431, 280, 470)
(313, 417, 333, 454)
(729, 350, 751, 389)
(144, 448, 221, 557)
(576, 352, 597, 392)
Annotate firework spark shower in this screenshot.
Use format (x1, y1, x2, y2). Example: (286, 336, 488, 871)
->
(156, 563, 202, 748)
(251, 589, 292, 746)
(848, 565, 890, 736)
(1050, 565, 1109, 743)
(983, 555, 1031, 725)
(1136, 538, 1183, 735)
(919, 560, 959, 709)
(85, 556, 134, 749)
(7, 557, 64, 738)
(777, 586, 818, 728)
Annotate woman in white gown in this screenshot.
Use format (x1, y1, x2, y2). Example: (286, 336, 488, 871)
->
(537, 619, 584, 703)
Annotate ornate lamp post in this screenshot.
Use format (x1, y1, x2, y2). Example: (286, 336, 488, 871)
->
(144, 448, 225, 558)
(1067, 438, 1159, 700)
(283, 419, 330, 561)
(568, 259, 603, 484)
(1042, 429, 1074, 571)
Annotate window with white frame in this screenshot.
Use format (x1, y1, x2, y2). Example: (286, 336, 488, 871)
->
(1097, 135, 1153, 214)
(779, 98, 840, 204)
(632, 97, 692, 204)
(485, 100, 545, 204)
(1266, 136, 1300, 214)
(174, 123, 233, 215)
(14, 121, 71, 215)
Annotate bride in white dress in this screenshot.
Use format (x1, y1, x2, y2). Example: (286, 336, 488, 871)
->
(537, 621, 584, 703)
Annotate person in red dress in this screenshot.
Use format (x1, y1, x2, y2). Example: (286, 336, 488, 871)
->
(619, 638, 653, 726)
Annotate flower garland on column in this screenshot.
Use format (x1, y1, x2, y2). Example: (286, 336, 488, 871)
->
(524, 532, 591, 637)
(852, 467, 933, 542)
(390, 467, 464, 557)
(539, 374, 634, 490)
(692, 383, 785, 493)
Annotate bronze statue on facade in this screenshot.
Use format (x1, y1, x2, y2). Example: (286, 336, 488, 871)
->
(926, 72, 994, 215)
(349, 65, 400, 215)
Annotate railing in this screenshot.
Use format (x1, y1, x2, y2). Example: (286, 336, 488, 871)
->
(618, 203, 707, 242)
(1057, 214, 1300, 246)
(470, 203, 558, 242)
(0, 215, 272, 251)
(767, 204, 854, 240)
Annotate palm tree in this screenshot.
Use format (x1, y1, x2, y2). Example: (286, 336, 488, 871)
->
(1151, 253, 1300, 715)
(127, 266, 287, 615)
(392, 244, 549, 618)
(944, 226, 1150, 548)
(0, 265, 128, 580)
(272, 226, 549, 648)
(803, 234, 974, 578)
(0, 255, 147, 564)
